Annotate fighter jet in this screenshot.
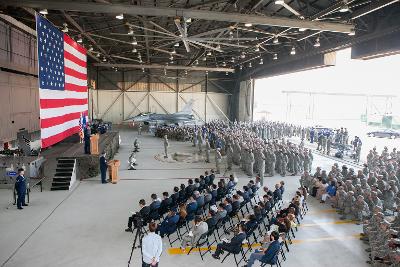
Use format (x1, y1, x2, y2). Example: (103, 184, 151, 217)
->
(127, 99, 197, 126)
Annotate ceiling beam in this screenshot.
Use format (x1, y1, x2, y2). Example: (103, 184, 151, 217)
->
(2, 0, 354, 33)
(349, 0, 400, 19)
(93, 63, 235, 72)
(62, 12, 105, 62)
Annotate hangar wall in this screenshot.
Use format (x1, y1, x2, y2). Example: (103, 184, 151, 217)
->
(237, 79, 254, 122)
(89, 69, 233, 124)
(0, 18, 39, 143)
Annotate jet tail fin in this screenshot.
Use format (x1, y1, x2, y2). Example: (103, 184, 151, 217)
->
(176, 99, 194, 114)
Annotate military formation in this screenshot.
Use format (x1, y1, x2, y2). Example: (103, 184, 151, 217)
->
(155, 126, 194, 141)
(155, 121, 313, 184)
(301, 146, 400, 266)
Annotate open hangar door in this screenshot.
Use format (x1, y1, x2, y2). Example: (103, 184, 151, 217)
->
(88, 69, 233, 124)
(235, 5, 400, 123)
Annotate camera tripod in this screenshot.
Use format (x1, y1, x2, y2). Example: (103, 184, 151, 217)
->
(127, 226, 144, 267)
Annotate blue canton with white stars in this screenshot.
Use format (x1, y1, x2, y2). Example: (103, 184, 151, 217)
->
(37, 15, 65, 91)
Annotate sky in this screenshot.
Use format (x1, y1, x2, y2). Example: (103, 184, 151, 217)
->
(254, 48, 400, 130)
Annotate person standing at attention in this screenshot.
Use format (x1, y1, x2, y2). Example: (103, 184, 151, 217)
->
(15, 168, 27, 210)
(99, 152, 108, 184)
(142, 222, 162, 267)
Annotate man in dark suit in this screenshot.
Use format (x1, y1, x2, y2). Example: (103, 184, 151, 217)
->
(244, 231, 280, 267)
(125, 199, 150, 232)
(149, 194, 161, 220)
(212, 223, 246, 259)
(156, 209, 179, 237)
(15, 168, 27, 210)
(99, 152, 108, 184)
(232, 195, 241, 212)
(186, 179, 196, 198)
(209, 169, 215, 186)
(159, 192, 172, 216)
(204, 171, 210, 186)
(273, 184, 282, 202)
(186, 196, 198, 221)
(206, 210, 218, 229)
(84, 125, 91, 154)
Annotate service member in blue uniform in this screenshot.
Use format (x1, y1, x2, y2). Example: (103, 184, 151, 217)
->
(15, 168, 27, 210)
(84, 125, 91, 154)
(99, 151, 108, 184)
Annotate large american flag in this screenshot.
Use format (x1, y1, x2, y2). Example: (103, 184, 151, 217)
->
(36, 14, 88, 148)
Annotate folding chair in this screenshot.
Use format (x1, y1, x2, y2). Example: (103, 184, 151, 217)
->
(166, 226, 181, 247)
(221, 245, 247, 267)
(260, 248, 282, 267)
(187, 228, 216, 260)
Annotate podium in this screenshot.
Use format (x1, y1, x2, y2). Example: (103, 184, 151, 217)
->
(90, 134, 99, 155)
(108, 160, 120, 184)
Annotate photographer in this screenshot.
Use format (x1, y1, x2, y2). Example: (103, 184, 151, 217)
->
(125, 199, 150, 232)
(142, 222, 162, 267)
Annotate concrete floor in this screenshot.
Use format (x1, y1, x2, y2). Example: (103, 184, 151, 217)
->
(0, 129, 369, 267)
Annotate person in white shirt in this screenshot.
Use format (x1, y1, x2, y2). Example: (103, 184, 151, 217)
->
(142, 222, 162, 267)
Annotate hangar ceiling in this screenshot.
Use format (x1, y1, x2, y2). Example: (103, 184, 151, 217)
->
(2, 0, 398, 78)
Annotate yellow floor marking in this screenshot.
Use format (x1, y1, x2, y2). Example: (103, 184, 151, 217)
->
(299, 219, 356, 227)
(167, 234, 362, 255)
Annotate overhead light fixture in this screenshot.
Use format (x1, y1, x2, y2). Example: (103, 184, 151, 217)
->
(169, 55, 174, 61)
(131, 37, 137, 45)
(202, 56, 207, 61)
(96, 52, 100, 57)
(128, 28, 134, 35)
(339, 1, 349, 13)
(273, 37, 279, 44)
(216, 44, 221, 50)
(195, 59, 199, 65)
(185, 70, 188, 75)
(77, 36, 83, 43)
(132, 48, 137, 53)
(259, 58, 264, 65)
(290, 46, 296, 55)
(222, 61, 226, 67)
(114, 68, 118, 72)
(62, 23, 68, 33)
(185, 17, 192, 23)
(348, 29, 356, 36)
(164, 69, 167, 75)
(255, 46, 260, 52)
(142, 68, 145, 73)
(275, 0, 284, 4)
(239, 65, 243, 70)
(248, 62, 252, 67)
(172, 48, 176, 54)
(231, 57, 235, 63)
(299, 28, 306, 32)
(139, 59, 143, 63)
(102, 57, 107, 62)
(244, 23, 253, 27)
(116, 13, 124, 20)
(39, 9, 48, 15)
(240, 52, 246, 59)
(314, 37, 320, 47)
(225, 72, 228, 76)
(88, 45, 93, 52)
(206, 51, 212, 56)
(273, 53, 278, 60)
(174, 43, 180, 47)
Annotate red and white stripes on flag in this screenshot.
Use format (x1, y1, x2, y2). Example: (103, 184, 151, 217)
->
(36, 15, 88, 148)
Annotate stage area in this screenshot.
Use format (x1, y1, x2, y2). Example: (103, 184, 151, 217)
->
(0, 128, 368, 267)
